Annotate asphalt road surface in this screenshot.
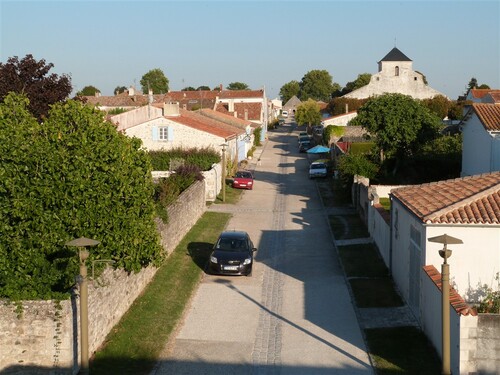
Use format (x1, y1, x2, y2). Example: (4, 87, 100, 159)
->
(151, 120, 373, 375)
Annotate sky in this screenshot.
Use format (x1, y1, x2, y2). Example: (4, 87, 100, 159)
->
(1, 0, 499, 101)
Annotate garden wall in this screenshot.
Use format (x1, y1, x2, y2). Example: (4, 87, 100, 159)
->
(0, 179, 207, 374)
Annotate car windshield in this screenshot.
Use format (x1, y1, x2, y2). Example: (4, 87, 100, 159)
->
(311, 164, 326, 169)
(216, 238, 247, 252)
(236, 171, 252, 178)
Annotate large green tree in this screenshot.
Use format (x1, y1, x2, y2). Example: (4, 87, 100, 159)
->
(299, 70, 339, 102)
(77, 85, 100, 96)
(0, 54, 72, 121)
(351, 93, 441, 163)
(140, 68, 169, 94)
(227, 82, 249, 90)
(0, 93, 162, 300)
(279, 80, 300, 104)
(295, 99, 322, 129)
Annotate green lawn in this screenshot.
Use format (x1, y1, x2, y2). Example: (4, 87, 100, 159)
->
(90, 211, 231, 375)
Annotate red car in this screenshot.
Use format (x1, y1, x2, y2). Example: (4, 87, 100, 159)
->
(232, 170, 254, 190)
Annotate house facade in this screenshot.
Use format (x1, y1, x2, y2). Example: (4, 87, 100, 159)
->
(321, 111, 358, 127)
(389, 172, 500, 318)
(461, 103, 500, 176)
(343, 47, 446, 100)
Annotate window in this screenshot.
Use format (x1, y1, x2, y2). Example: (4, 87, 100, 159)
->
(395, 66, 400, 76)
(152, 126, 173, 142)
(159, 127, 168, 141)
(414, 77, 418, 81)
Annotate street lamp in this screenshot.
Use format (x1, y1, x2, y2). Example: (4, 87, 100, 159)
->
(221, 143, 228, 202)
(65, 237, 100, 375)
(428, 233, 463, 375)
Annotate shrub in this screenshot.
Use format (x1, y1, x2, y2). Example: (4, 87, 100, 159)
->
(253, 127, 262, 146)
(149, 147, 220, 171)
(0, 93, 162, 300)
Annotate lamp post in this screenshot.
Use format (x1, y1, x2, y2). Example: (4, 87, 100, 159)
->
(428, 234, 463, 375)
(66, 237, 100, 375)
(221, 143, 228, 202)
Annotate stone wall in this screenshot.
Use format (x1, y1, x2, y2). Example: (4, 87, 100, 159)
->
(0, 179, 207, 374)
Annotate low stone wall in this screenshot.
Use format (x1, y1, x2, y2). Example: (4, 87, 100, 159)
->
(0, 179, 207, 374)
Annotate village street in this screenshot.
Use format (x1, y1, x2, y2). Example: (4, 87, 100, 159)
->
(151, 120, 373, 374)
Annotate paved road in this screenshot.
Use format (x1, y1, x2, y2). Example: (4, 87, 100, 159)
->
(151, 121, 374, 375)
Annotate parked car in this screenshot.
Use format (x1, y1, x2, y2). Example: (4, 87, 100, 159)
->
(232, 170, 254, 190)
(309, 161, 328, 178)
(299, 140, 312, 152)
(208, 231, 257, 276)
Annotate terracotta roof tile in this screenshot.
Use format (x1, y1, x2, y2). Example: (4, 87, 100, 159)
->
(423, 265, 477, 316)
(219, 89, 264, 99)
(472, 103, 500, 131)
(391, 172, 500, 224)
(167, 109, 244, 140)
(215, 102, 262, 122)
(198, 109, 257, 129)
(488, 92, 500, 103)
(470, 89, 500, 99)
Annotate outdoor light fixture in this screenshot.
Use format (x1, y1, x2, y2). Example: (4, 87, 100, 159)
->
(220, 143, 228, 202)
(428, 233, 463, 375)
(65, 237, 100, 375)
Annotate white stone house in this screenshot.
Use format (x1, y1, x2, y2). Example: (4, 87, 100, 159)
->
(460, 103, 500, 176)
(110, 102, 247, 161)
(343, 47, 446, 100)
(388, 172, 500, 320)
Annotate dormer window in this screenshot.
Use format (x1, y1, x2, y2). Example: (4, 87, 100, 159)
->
(395, 66, 400, 76)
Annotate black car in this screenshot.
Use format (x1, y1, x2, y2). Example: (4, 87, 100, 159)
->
(299, 140, 312, 152)
(208, 231, 257, 276)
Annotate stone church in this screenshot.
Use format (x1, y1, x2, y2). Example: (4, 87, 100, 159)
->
(343, 47, 446, 100)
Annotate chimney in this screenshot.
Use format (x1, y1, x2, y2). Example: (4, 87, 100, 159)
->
(148, 88, 153, 104)
(128, 86, 135, 96)
(163, 101, 180, 116)
(220, 84, 223, 91)
(244, 109, 248, 120)
(345, 103, 349, 113)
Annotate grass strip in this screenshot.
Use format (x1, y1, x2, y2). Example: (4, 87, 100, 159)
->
(337, 243, 389, 278)
(365, 327, 441, 374)
(349, 278, 404, 308)
(90, 211, 231, 375)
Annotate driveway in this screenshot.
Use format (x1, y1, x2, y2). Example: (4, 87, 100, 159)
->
(151, 121, 373, 374)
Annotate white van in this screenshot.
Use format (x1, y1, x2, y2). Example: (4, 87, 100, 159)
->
(282, 110, 288, 118)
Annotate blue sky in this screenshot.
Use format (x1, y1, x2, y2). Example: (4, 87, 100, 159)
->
(1, 0, 499, 100)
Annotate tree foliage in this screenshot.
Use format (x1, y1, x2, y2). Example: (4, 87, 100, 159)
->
(341, 73, 371, 95)
(197, 85, 210, 91)
(77, 85, 100, 96)
(351, 93, 441, 161)
(140, 68, 169, 94)
(182, 86, 196, 91)
(295, 99, 322, 128)
(0, 93, 162, 300)
(420, 95, 450, 120)
(299, 70, 339, 102)
(227, 82, 249, 90)
(326, 97, 368, 116)
(338, 153, 378, 180)
(279, 80, 300, 104)
(114, 86, 127, 95)
(0, 54, 72, 121)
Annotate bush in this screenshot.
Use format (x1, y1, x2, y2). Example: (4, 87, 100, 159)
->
(154, 164, 204, 223)
(253, 127, 262, 147)
(149, 147, 220, 171)
(0, 94, 162, 300)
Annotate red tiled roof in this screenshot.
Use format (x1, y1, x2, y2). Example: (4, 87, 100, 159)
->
(488, 92, 500, 103)
(470, 89, 496, 99)
(198, 108, 257, 129)
(218, 89, 264, 99)
(472, 103, 500, 131)
(83, 92, 148, 107)
(391, 172, 500, 224)
(423, 265, 477, 316)
(215, 102, 262, 122)
(167, 109, 244, 140)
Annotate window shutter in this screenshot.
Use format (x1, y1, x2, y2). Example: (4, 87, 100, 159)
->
(168, 126, 174, 141)
(152, 126, 158, 141)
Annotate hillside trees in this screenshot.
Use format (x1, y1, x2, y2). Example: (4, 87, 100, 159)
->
(0, 54, 72, 121)
(140, 68, 169, 94)
(0, 93, 162, 300)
